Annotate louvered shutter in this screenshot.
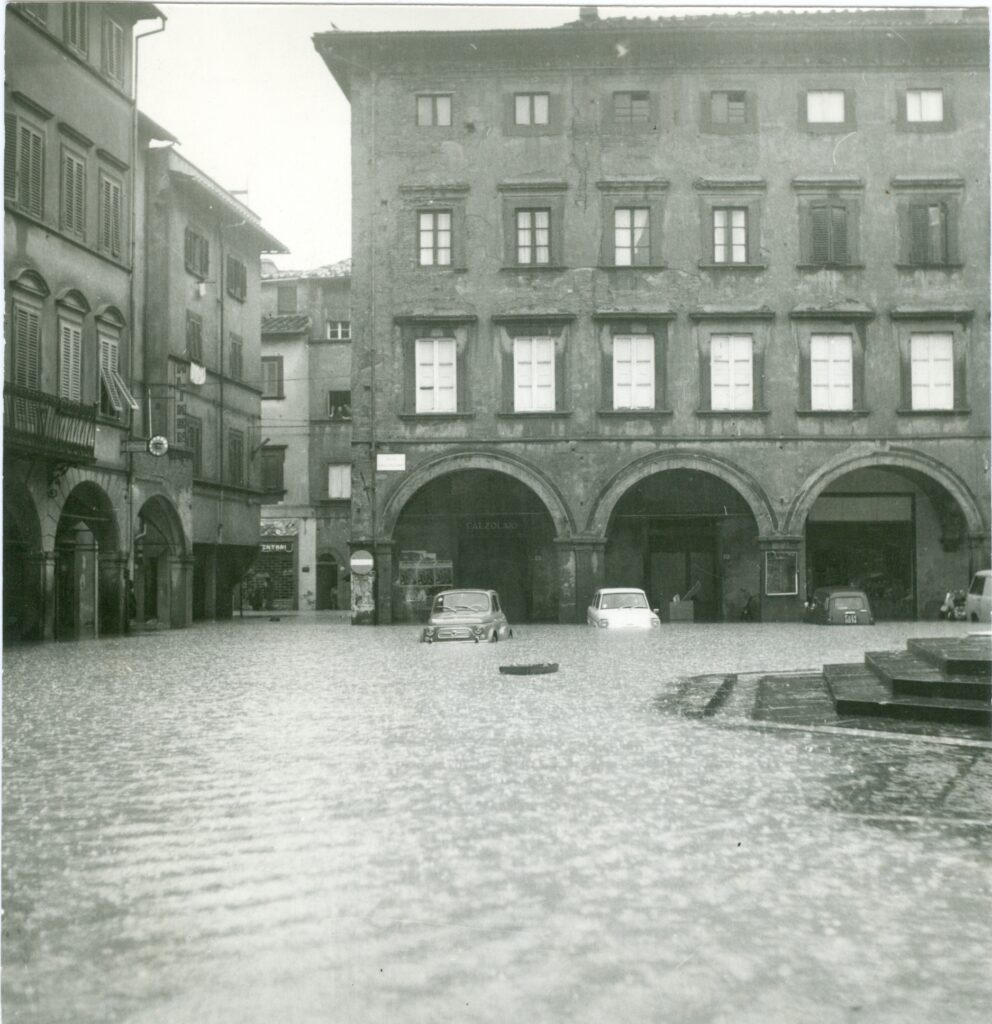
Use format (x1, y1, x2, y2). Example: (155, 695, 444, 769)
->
(110, 179, 121, 255)
(101, 177, 112, 250)
(909, 204, 929, 264)
(13, 304, 41, 390)
(4, 114, 17, 200)
(19, 124, 44, 217)
(59, 320, 83, 402)
(829, 205, 848, 263)
(810, 207, 829, 264)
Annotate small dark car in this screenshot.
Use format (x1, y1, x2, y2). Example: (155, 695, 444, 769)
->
(804, 587, 874, 625)
(421, 589, 513, 644)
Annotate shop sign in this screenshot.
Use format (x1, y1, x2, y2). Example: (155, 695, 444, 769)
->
(377, 453, 406, 472)
(261, 541, 293, 554)
(463, 518, 521, 532)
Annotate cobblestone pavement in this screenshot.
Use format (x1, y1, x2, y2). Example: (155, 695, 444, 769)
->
(3, 618, 990, 1024)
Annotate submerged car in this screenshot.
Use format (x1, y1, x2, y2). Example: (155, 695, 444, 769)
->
(965, 570, 992, 623)
(587, 588, 661, 629)
(804, 587, 874, 625)
(421, 589, 513, 644)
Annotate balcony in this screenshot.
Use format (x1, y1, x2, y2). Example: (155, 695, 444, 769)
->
(3, 384, 97, 462)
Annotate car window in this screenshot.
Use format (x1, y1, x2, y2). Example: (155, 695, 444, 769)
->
(434, 591, 490, 613)
(969, 574, 987, 596)
(601, 592, 649, 610)
(830, 596, 865, 611)
(491, 594, 501, 612)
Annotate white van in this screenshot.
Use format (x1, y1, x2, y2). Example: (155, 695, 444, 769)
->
(964, 570, 992, 623)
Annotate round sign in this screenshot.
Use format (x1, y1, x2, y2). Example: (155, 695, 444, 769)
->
(350, 549, 374, 575)
(148, 435, 169, 457)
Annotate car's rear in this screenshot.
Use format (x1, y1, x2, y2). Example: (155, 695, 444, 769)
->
(826, 592, 873, 625)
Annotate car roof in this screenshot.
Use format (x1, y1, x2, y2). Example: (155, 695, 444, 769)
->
(973, 570, 991, 578)
(436, 588, 493, 595)
(814, 586, 867, 597)
(595, 587, 648, 595)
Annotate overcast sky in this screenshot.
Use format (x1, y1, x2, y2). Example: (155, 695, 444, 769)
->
(137, 2, 933, 270)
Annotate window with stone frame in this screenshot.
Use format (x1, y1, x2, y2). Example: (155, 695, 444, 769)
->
(612, 91, 650, 124)
(327, 390, 352, 420)
(893, 314, 970, 414)
(418, 209, 452, 266)
(504, 92, 560, 136)
(909, 332, 954, 411)
(513, 336, 556, 412)
(897, 87, 954, 132)
(712, 207, 747, 264)
(261, 356, 283, 398)
(5, 112, 45, 218)
(260, 445, 286, 496)
(58, 315, 83, 403)
(184, 226, 209, 279)
(596, 316, 671, 414)
(515, 208, 551, 265)
(613, 207, 651, 266)
(809, 334, 854, 411)
(397, 316, 473, 416)
(514, 92, 549, 126)
(800, 88, 856, 132)
(794, 315, 870, 415)
(693, 315, 770, 414)
(327, 464, 351, 500)
(709, 334, 754, 411)
(415, 337, 457, 413)
(226, 255, 247, 301)
(227, 429, 245, 486)
(597, 180, 667, 268)
(499, 183, 566, 268)
(60, 146, 86, 238)
(891, 179, 962, 268)
(416, 94, 452, 127)
(794, 179, 863, 269)
(701, 89, 757, 134)
(695, 179, 765, 268)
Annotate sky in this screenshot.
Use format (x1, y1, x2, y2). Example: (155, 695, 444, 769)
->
(137, 2, 942, 271)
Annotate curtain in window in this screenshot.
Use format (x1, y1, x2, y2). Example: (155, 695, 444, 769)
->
(613, 335, 654, 409)
(710, 334, 753, 411)
(415, 338, 456, 412)
(514, 337, 555, 411)
(810, 334, 853, 411)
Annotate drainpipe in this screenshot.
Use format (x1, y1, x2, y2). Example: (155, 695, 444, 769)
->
(368, 69, 379, 618)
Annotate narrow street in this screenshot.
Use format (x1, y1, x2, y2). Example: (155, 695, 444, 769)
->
(3, 617, 989, 1024)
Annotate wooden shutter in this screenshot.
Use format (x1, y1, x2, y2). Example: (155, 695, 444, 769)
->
(4, 114, 16, 200)
(829, 205, 848, 263)
(62, 151, 85, 235)
(110, 179, 121, 255)
(911, 333, 953, 410)
(810, 334, 852, 411)
(18, 123, 44, 217)
(928, 203, 947, 264)
(13, 304, 41, 391)
(613, 335, 654, 409)
(810, 206, 830, 263)
(59, 319, 83, 402)
(514, 337, 554, 411)
(711, 334, 752, 411)
(909, 203, 929, 264)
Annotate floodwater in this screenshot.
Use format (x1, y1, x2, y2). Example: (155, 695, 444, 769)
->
(3, 618, 990, 1024)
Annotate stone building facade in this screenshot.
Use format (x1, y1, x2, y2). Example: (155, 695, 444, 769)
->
(245, 261, 353, 612)
(317, 8, 987, 625)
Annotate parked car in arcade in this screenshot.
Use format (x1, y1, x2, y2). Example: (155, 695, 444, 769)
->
(421, 589, 513, 643)
(804, 587, 874, 625)
(587, 588, 661, 630)
(965, 570, 992, 623)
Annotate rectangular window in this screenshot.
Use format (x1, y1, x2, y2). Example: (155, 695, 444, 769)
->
(98, 330, 139, 416)
(260, 447, 285, 495)
(63, 2, 88, 54)
(185, 312, 203, 361)
(810, 203, 849, 265)
(11, 301, 42, 393)
(58, 318, 83, 402)
(910, 333, 953, 410)
(102, 17, 125, 84)
(713, 207, 747, 264)
(261, 356, 283, 398)
(6, 116, 45, 217)
(326, 321, 351, 340)
(711, 91, 747, 125)
(809, 334, 853, 411)
(516, 208, 551, 265)
(328, 464, 351, 500)
(184, 227, 209, 278)
(513, 337, 555, 412)
(61, 148, 85, 237)
(514, 93, 549, 126)
(613, 335, 654, 410)
(415, 338, 457, 413)
(186, 415, 203, 476)
(418, 210, 452, 266)
(416, 94, 452, 127)
(227, 430, 245, 486)
(806, 90, 845, 123)
(226, 255, 247, 301)
(614, 207, 650, 266)
(327, 390, 352, 420)
(613, 91, 649, 124)
(909, 202, 948, 265)
(710, 334, 753, 411)
(99, 173, 123, 257)
(906, 89, 943, 123)
(229, 334, 243, 380)
(276, 284, 296, 313)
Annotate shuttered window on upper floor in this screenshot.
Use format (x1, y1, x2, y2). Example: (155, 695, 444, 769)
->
(103, 17, 125, 84)
(5, 114, 45, 218)
(63, 2, 88, 54)
(58, 317, 83, 403)
(99, 173, 123, 257)
(61, 148, 86, 237)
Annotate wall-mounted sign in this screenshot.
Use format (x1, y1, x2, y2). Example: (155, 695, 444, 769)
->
(350, 549, 374, 575)
(764, 551, 798, 596)
(260, 541, 293, 554)
(376, 453, 406, 472)
(464, 519, 521, 532)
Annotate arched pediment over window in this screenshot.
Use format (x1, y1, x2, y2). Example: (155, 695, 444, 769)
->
(9, 266, 50, 298)
(55, 288, 91, 315)
(93, 304, 126, 328)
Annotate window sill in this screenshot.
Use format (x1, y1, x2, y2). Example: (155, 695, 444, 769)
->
(896, 122, 953, 133)
(895, 407, 971, 416)
(597, 264, 668, 271)
(497, 410, 573, 419)
(261, 394, 285, 401)
(795, 408, 870, 418)
(800, 122, 857, 134)
(695, 409, 770, 417)
(698, 261, 768, 271)
(796, 263, 865, 271)
(597, 409, 674, 418)
(500, 265, 568, 273)
(415, 265, 468, 273)
(315, 417, 354, 424)
(397, 412, 475, 421)
(895, 263, 963, 271)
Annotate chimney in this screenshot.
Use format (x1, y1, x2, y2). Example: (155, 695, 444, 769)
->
(579, 6, 599, 25)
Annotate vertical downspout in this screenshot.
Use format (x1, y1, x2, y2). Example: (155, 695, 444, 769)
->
(368, 70, 378, 617)
(216, 225, 226, 617)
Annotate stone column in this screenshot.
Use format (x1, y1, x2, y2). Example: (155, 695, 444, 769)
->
(99, 554, 127, 636)
(168, 555, 189, 628)
(757, 535, 804, 623)
(180, 555, 195, 627)
(555, 538, 607, 623)
(201, 545, 218, 620)
(26, 551, 55, 641)
(373, 541, 395, 625)
(968, 533, 990, 576)
(349, 540, 376, 626)
(73, 527, 98, 639)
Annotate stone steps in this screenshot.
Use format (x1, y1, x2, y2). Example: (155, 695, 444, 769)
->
(907, 637, 992, 679)
(864, 650, 992, 702)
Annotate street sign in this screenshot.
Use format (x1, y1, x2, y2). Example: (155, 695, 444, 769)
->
(350, 549, 374, 575)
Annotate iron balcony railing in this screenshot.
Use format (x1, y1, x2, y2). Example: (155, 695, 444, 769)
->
(3, 383, 97, 460)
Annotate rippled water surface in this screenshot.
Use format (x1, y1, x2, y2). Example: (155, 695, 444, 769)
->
(3, 619, 990, 1024)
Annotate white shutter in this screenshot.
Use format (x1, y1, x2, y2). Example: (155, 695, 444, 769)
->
(807, 91, 845, 122)
(415, 338, 456, 413)
(514, 337, 555, 411)
(911, 333, 953, 410)
(59, 319, 83, 402)
(613, 335, 654, 409)
(810, 334, 853, 411)
(711, 334, 753, 411)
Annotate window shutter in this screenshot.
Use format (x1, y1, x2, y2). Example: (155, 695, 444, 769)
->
(810, 207, 829, 263)
(59, 320, 83, 402)
(829, 205, 848, 263)
(101, 177, 112, 250)
(928, 203, 946, 264)
(4, 114, 17, 200)
(19, 124, 44, 217)
(110, 180, 121, 255)
(13, 305, 42, 391)
(711, 91, 728, 123)
(909, 203, 929, 263)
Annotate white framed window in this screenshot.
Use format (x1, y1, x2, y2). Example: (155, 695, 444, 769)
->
(809, 334, 853, 411)
(326, 320, 351, 340)
(613, 91, 649, 124)
(328, 464, 351, 500)
(418, 210, 452, 266)
(513, 336, 555, 411)
(613, 335, 654, 410)
(98, 329, 139, 416)
(910, 332, 953, 410)
(58, 317, 83, 402)
(516, 208, 551, 265)
(514, 93, 549, 126)
(710, 334, 753, 411)
(414, 337, 456, 413)
(806, 90, 845, 123)
(711, 91, 747, 125)
(906, 89, 943, 123)
(416, 94, 452, 127)
(614, 207, 650, 266)
(713, 207, 747, 264)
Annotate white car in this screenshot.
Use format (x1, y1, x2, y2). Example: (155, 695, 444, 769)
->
(587, 588, 661, 629)
(965, 570, 992, 623)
